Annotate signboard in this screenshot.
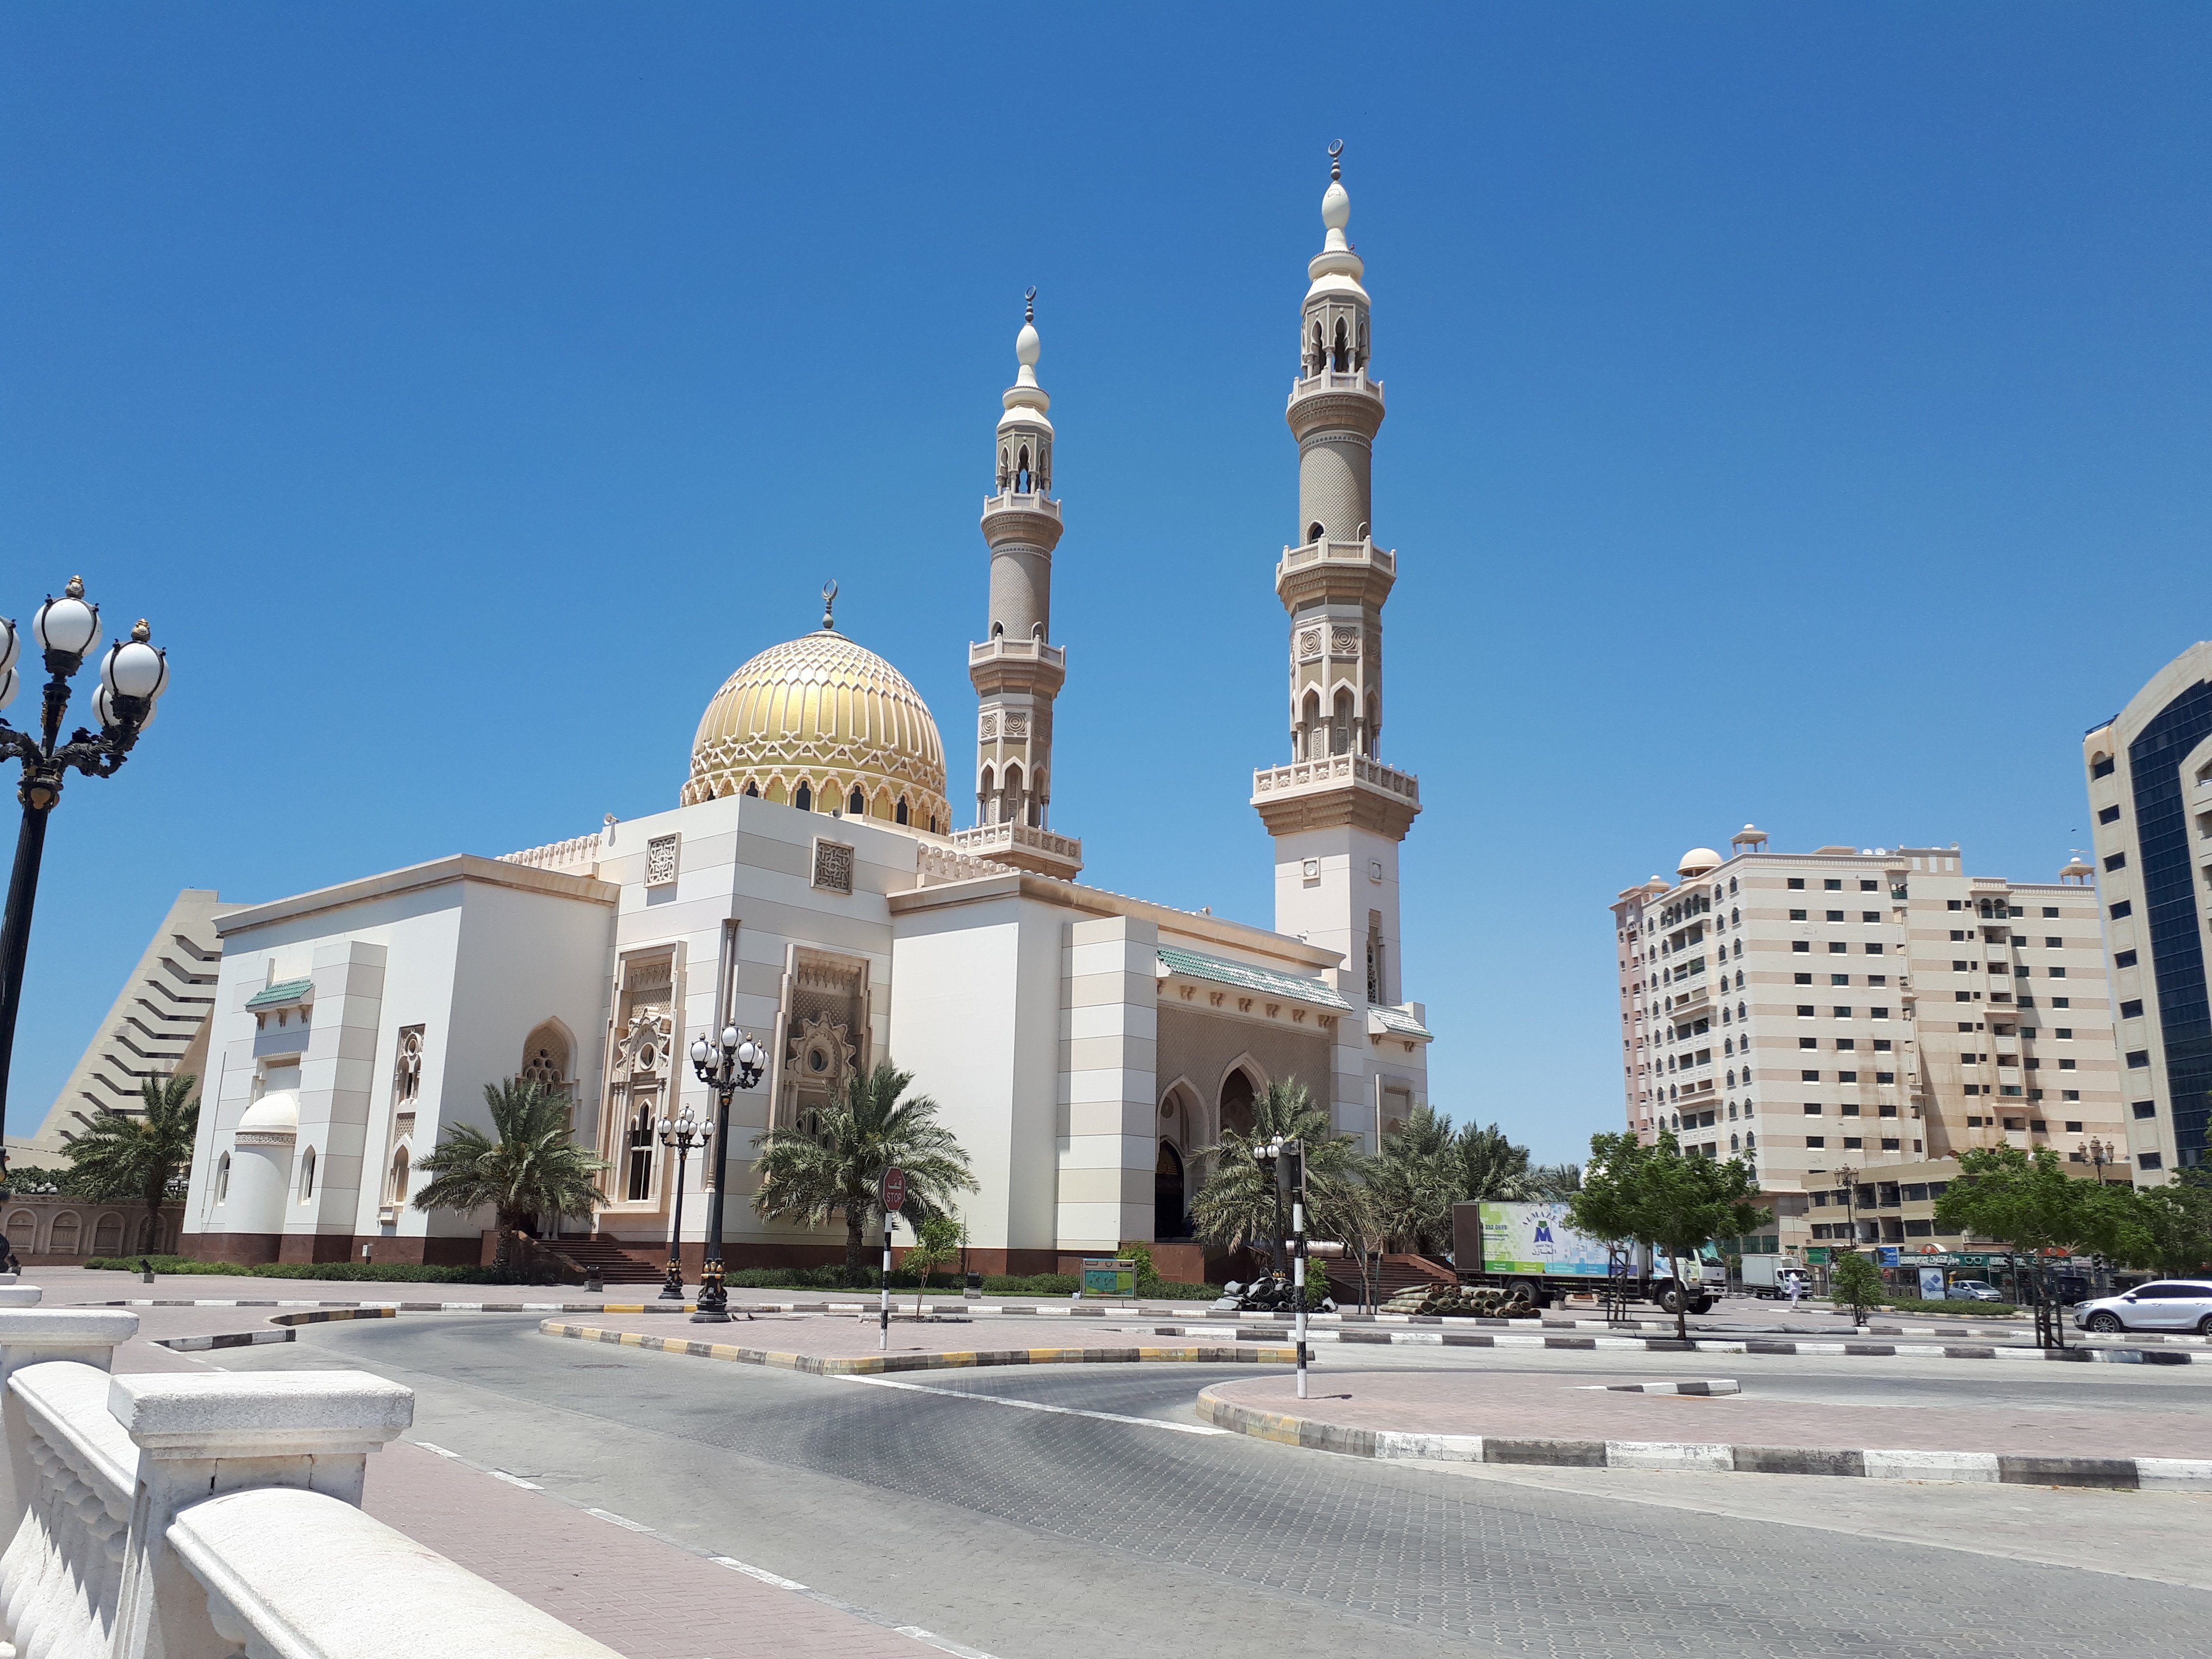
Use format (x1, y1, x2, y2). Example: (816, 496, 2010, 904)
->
(1918, 1267, 1947, 1299)
(1082, 1258, 1136, 1297)
(878, 1167, 907, 1214)
(1806, 1247, 1832, 1265)
(1957, 1254, 1990, 1268)
(1877, 1246, 1900, 1267)
(1474, 1202, 1611, 1278)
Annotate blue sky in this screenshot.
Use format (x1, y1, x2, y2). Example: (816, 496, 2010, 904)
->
(3, 7, 2208, 1162)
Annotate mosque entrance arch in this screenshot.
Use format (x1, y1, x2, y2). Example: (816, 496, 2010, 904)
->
(1154, 1142, 1189, 1240)
(1218, 1066, 1259, 1140)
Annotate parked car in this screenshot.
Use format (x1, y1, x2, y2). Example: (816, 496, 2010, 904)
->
(1947, 1280, 2005, 1301)
(2074, 1280, 2212, 1336)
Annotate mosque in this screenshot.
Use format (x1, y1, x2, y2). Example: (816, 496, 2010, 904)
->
(175, 158, 1433, 1276)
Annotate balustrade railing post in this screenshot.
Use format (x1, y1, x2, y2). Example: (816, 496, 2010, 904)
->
(0, 1306, 131, 1543)
(105, 1372, 413, 1659)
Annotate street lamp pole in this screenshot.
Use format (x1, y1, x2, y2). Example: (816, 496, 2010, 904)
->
(687, 1024, 765, 1324)
(655, 1106, 709, 1302)
(0, 581, 171, 1123)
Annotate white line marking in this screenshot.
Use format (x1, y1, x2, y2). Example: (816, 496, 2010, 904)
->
(587, 1507, 653, 1531)
(896, 1623, 1003, 1658)
(489, 1469, 543, 1490)
(413, 1441, 461, 1459)
(710, 1555, 808, 1590)
(834, 1372, 1228, 1434)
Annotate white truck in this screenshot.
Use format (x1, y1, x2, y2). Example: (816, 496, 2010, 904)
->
(1450, 1201, 1727, 1314)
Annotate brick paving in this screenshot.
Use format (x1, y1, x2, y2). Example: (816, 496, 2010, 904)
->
(1210, 1369, 2212, 1458)
(359, 1441, 934, 1659)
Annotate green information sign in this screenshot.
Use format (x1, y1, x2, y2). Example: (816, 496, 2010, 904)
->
(1082, 1258, 1136, 1297)
(1806, 1247, 1832, 1265)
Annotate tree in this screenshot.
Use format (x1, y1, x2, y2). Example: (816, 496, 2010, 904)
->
(1934, 1145, 2143, 1345)
(906, 1213, 963, 1313)
(1455, 1121, 1534, 1203)
(2119, 1169, 2212, 1278)
(751, 1061, 976, 1286)
(1827, 1249, 1886, 1324)
(1190, 1079, 1364, 1274)
(64, 1072, 200, 1256)
(1367, 1104, 1462, 1251)
(1527, 1163, 1583, 1200)
(1565, 1130, 1770, 1340)
(412, 1078, 609, 1275)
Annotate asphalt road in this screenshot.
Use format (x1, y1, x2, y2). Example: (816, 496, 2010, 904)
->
(206, 1314, 2212, 1659)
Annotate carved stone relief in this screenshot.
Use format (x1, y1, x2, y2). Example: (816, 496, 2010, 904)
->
(645, 834, 680, 888)
(811, 839, 854, 895)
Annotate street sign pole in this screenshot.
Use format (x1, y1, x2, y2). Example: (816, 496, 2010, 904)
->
(1286, 1139, 1309, 1401)
(878, 1167, 907, 1353)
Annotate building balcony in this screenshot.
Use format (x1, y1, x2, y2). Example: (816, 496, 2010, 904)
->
(1252, 752, 1421, 839)
(968, 636, 1068, 673)
(948, 821, 1083, 879)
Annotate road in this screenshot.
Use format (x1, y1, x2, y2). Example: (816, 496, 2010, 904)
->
(204, 1313, 2212, 1659)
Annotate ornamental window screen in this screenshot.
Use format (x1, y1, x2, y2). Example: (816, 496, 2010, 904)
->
(812, 840, 854, 895)
(520, 1023, 571, 1096)
(646, 834, 680, 888)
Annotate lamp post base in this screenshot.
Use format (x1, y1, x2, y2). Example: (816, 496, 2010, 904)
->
(691, 1260, 738, 1322)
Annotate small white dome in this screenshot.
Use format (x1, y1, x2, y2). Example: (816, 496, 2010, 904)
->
(1677, 847, 1724, 878)
(236, 1091, 300, 1136)
(1015, 319, 1040, 369)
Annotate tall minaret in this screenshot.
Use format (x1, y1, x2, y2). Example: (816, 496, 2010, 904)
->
(1251, 146, 1420, 1007)
(959, 291, 1083, 878)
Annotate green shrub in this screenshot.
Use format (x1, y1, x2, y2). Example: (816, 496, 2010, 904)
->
(1880, 1296, 2020, 1317)
(83, 1255, 558, 1285)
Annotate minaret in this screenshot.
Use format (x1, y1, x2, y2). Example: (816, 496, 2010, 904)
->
(956, 291, 1083, 878)
(1251, 146, 1420, 1006)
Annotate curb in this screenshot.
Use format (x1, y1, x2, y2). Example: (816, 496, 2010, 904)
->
(1191, 1386, 2212, 1491)
(1146, 1324, 2199, 1366)
(155, 1328, 297, 1352)
(539, 1320, 1294, 1375)
(270, 1307, 400, 1328)
(1595, 1380, 1738, 1395)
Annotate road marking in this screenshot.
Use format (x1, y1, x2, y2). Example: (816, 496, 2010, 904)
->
(587, 1507, 653, 1531)
(414, 1441, 461, 1459)
(895, 1623, 1002, 1658)
(489, 1469, 543, 1489)
(835, 1372, 1230, 1435)
(710, 1555, 807, 1590)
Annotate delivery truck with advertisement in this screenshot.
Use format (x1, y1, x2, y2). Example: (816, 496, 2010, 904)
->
(1449, 1201, 1727, 1313)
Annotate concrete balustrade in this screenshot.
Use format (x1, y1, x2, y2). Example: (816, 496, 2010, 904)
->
(0, 1308, 620, 1659)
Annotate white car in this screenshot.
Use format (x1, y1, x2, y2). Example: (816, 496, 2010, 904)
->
(2073, 1280, 2212, 1336)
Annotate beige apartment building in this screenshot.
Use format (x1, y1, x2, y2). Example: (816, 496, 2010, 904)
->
(1611, 829, 2130, 1254)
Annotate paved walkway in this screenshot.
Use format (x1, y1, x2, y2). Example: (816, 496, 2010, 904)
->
(1207, 1370, 2212, 1460)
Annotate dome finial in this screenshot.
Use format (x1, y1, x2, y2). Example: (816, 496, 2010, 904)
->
(1024, 285, 1035, 325)
(821, 579, 839, 631)
(1015, 290, 1041, 375)
(1329, 138, 1343, 181)
(1320, 144, 1351, 242)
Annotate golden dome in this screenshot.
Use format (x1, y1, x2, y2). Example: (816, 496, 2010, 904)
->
(682, 625, 950, 832)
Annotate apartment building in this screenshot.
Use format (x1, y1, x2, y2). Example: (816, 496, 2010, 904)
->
(1611, 829, 2129, 1253)
(2082, 640, 2212, 1182)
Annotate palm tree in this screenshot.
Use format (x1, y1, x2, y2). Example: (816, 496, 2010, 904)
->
(1455, 1121, 1535, 1202)
(1527, 1162, 1583, 1200)
(63, 1072, 200, 1256)
(1368, 1104, 1462, 1252)
(751, 1061, 976, 1286)
(1190, 1079, 1365, 1275)
(413, 1079, 609, 1274)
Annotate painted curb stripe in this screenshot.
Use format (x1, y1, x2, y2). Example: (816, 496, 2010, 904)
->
(1142, 1324, 2197, 1366)
(270, 1307, 399, 1327)
(1191, 1386, 2212, 1490)
(154, 1329, 298, 1352)
(538, 1321, 1295, 1373)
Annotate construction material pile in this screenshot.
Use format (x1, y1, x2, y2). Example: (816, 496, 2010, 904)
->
(1382, 1282, 1537, 1319)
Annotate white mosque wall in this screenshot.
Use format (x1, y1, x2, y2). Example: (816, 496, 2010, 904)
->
(1058, 916, 1159, 1253)
(182, 857, 617, 1265)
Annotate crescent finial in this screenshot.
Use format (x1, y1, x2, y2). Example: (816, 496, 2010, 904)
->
(821, 579, 839, 631)
(1328, 139, 1344, 180)
(1024, 285, 1036, 323)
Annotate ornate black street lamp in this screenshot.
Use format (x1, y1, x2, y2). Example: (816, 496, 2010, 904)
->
(655, 1105, 710, 1301)
(687, 1023, 765, 1323)
(0, 579, 171, 1122)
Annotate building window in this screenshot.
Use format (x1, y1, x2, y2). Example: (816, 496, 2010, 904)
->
(214, 1154, 231, 1205)
(1860, 880, 1878, 892)
(1804, 1103, 1823, 1114)
(1871, 1007, 1889, 1020)
(2092, 754, 2115, 778)
(2109, 900, 2131, 919)
(1802, 1070, 1820, 1082)
(1824, 879, 1842, 891)
(1788, 878, 1805, 890)
(299, 1148, 316, 1202)
(1794, 973, 1812, 985)
(1842, 1136, 1862, 1149)
(2104, 853, 2127, 872)
(2134, 1101, 2157, 1119)
(2140, 1152, 2163, 1170)
(2048, 966, 2065, 978)
(1826, 910, 1845, 922)
(1797, 1005, 1815, 1017)
(1793, 941, 1810, 953)
(2120, 1000, 2144, 1019)
(2114, 950, 2137, 969)
(1790, 908, 1809, 922)
(2127, 1050, 2151, 1068)
(1805, 1136, 1825, 1148)
(1800, 1037, 1818, 1050)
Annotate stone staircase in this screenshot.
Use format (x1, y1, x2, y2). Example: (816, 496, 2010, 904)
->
(536, 1237, 665, 1286)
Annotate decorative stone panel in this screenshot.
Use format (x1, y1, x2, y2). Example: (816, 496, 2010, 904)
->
(812, 839, 854, 896)
(645, 834, 680, 888)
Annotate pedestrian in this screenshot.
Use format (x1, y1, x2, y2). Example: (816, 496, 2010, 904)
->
(1784, 1267, 1804, 1311)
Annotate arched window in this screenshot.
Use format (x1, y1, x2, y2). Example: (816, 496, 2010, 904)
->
(998, 446, 1010, 490)
(794, 781, 813, 813)
(743, 781, 758, 798)
(1003, 762, 1023, 824)
(49, 1213, 80, 1257)
(299, 1148, 316, 1202)
(1155, 1142, 1189, 1240)
(849, 785, 865, 816)
(93, 1214, 123, 1255)
(521, 1022, 571, 1094)
(625, 1102, 657, 1202)
(1016, 445, 1032, 492)
(1331, 687, 1355, 757)
(1219, 1068, 1258, 1139)
(1332, 318, 1349, 370)
(895, 797, 909, 826)
(390, 1145, 410, 1204)
(214, 1154, 231, 1205)
(1306, 520, 1324, 545)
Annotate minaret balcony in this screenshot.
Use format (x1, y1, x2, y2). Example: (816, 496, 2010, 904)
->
(1275, 537, 1396, 608)
(1251, 752, 1421, 840)
(1286, 369, 1385, 442)
(968, 636, 1066, 672)
(1288, 366, 1384, 403)
(981, 491, 1061, 521)
(968, 634, 1067, 697)
(980, 492, 1064, 553)
(950, 821, 1084, 880)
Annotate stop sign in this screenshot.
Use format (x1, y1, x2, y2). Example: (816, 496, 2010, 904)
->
(879, 1167, 907, 1213)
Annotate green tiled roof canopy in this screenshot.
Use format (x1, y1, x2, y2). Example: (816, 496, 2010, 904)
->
(244, 978, 315, 1010)
(1155, 945, 1352, 1011)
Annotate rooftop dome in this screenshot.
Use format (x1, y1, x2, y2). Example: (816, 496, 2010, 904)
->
(1677, 847, 1723, 878)
(235, 1091, 299, 1140)
(682, 605, 950, 833)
